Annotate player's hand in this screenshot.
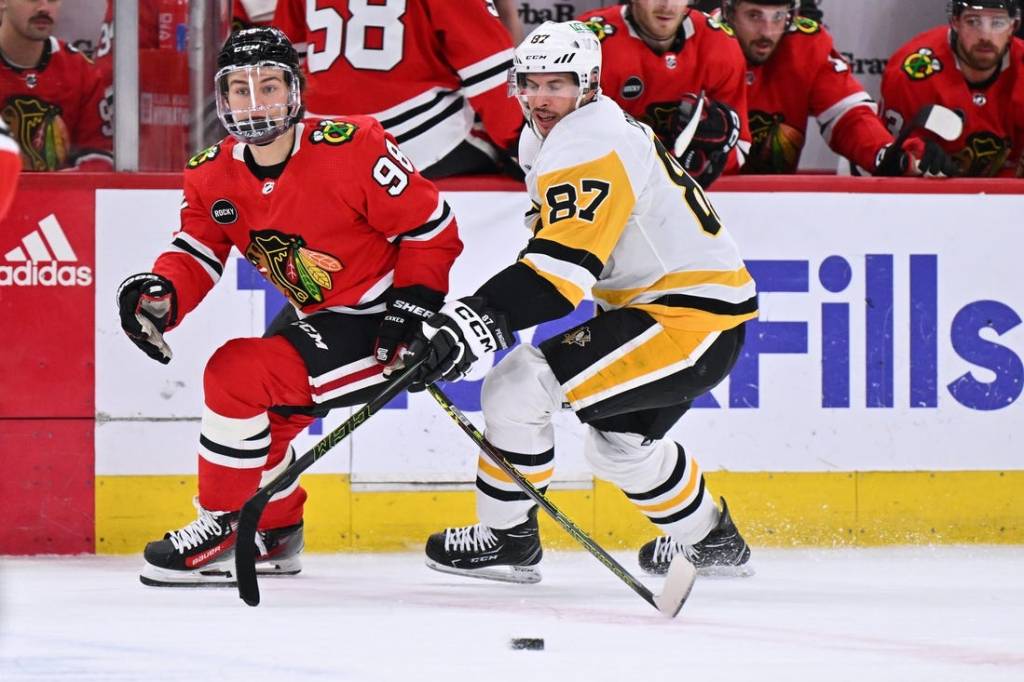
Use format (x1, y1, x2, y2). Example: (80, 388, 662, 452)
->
(403, 297, 513, 392)
(676, 94, 741, 188)
(116, 273, 177, 364)
(374, 285, 444, 367)
(874, 139, 959, 178)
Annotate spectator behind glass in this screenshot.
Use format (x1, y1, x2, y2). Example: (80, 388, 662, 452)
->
(0, 0, 112, 170)
(881, 0, 1024, 177)
(579, 0, 750, 188)
(273, 0, 524, 178)
(724, 0, 954, 177)
(94, 0, 191, 171)
(233, 0, 275, 29)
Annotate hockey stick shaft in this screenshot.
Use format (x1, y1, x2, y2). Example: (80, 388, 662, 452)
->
(427, 384, 693, 617)
(235, 359, 424, 606)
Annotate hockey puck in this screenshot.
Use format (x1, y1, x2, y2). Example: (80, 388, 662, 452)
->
(510, 638, 544, 651)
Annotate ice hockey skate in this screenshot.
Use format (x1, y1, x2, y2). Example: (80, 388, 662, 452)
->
(425, 505, 543, 584)
(140, 498, 304, 587)
(638, 497, 754, 577)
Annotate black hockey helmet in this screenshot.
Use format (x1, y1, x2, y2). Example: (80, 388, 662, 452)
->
(215, 27, 304, 145)
(949, 0, 1021, 18)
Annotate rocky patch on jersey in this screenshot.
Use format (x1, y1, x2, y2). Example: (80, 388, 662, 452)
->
(244, 230, 344, 306)
(954, 132, 1011, 177)
(309, 120, 357, 146)
(186, 144, 220, 169)
(793, 17, 821, 34)
(582, 16, 616, 41)
(562, 326, 591, 347)
(210, 199, 238, 224)
(2, 96, 70, 170)
(746, 110, 805, 174)
(902, 48, 942, 80)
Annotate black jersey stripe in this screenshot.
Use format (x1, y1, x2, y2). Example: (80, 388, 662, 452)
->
(649, 293, 759, 316)
(395, 97, 466, 145)
(648, 477, 707, 525)
(524, 238, 604, 279)
(199, 434, 269, 460)
(399, 201, 452, 239)
(461, 59, 513, 89)
(377, 89, 455, 129)
(476, 476, 549, 502)
(172, 237, 223, 277)
(625, 445, 688, 502)
(499, 447, 555, 468)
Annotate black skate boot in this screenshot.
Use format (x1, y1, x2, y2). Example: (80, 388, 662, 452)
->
(425, 505, 543, 584)
(638, 497, 753, 577)
(140, 498, 304, 587)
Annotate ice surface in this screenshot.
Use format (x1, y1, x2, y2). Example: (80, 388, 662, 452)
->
(2, 547, 1022, 681)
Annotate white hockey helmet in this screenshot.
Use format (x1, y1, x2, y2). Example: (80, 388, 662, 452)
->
(509, 21, 603, 119)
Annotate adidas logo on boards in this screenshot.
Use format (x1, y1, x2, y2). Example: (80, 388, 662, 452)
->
(0, 214, 93, 287)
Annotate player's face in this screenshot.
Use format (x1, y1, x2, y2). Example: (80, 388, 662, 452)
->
(630, 0, 690, 41)
(1, 0, 62, 41)
(224, 67, 291, 122)
(732, 2, 791, 65)
(953, 9, 1017, 71)
(520, 73, 581, 136)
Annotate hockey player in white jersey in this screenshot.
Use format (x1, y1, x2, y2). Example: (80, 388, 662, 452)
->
(405, 20, 758, 582)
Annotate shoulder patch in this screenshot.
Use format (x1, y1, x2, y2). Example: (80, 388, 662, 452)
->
(793, 17, 821, 35)
(308, 119, 358, 146)
(706, 14, 736, 37)
(186, 144, 220, 169)
(582, 16, 616, 41)
(902, 48, 943, 80)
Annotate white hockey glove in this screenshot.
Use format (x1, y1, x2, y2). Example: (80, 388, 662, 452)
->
(404, 297, 513, 391)
(117, 273, 177, 364)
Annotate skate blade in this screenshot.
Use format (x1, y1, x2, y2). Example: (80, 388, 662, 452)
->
(139, 557, 302, 587)
(696, 562, 755, 578)
(425, 558, 542, 584)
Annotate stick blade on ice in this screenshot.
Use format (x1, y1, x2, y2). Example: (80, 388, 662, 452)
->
(653, 556, 698, 618)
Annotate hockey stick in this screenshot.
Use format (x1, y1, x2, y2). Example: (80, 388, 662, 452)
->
(235, 358, 425, 607)
(426, 384, 697, 618)
(672, 88, 706, 157)
(878, 104, 964, 171)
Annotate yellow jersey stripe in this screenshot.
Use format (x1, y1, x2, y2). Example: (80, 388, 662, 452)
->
(521, 258, 586, 307)
(634, 459, 701, 513)
(477, 457, 553, 485)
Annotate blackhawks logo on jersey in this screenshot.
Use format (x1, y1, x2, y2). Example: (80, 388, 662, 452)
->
(902, 48, 942, 80)
(309, 120, 358, 146)
(793, 17, 821, 34)
(2, 96, 70, 171)
(245, 230, 344, 306)
(954, 132, 1011, 177)
(582, 16, 616, 41)
(186, 144, 220, 169)
(706, 15, 735, 37)
(746, 110, 806, 174)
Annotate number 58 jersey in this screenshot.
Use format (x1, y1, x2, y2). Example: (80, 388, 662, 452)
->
(517, 96, 757, 332)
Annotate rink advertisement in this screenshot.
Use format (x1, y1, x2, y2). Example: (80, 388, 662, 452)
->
(2, 175, 1022, 554)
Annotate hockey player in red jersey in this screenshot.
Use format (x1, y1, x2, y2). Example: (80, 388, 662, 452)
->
(272, 0, 523, 177)
(725, 0, 956, 176)
(578, 0, 750, 187)
(0, 118, 21, 219)
(0, 0, 113, 170)
(881, 0, 1024, 177)
(233, 0, 276, 29)
(116, 27, 462, 586)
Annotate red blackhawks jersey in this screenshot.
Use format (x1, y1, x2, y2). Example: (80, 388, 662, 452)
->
(273, 0, 522, 169)
(153, 117, 462, 327)
(0, 37, 113, 171)
(743, 16, 892, 173)
(881, 26, 1024, 177)
(578, 6, 751, 172)
(0, 118, 20, 220)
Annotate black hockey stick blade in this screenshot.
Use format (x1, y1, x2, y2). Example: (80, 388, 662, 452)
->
(235, 359, 424, 607)
(426, 384, 695, 618)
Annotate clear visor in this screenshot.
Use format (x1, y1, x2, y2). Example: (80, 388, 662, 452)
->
(957, 12, 1015, 31)
(742, 7, 793, 25)
(508, 71, 582, 101)
(215, 62, 301, 145)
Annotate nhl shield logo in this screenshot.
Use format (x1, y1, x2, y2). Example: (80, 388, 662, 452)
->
(562, 327, 592, 347)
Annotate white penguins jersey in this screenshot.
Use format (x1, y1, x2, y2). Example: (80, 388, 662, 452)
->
(516, 95, 757, 332)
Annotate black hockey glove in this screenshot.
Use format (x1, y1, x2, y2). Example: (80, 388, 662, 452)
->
(798, 0, 824, 22)
(404, 297, 513, 392)
(374, 285, 445, 367)
(675, 95, 742, 188)
(874, 140, 959, 178)
(116, 273, 177, 364)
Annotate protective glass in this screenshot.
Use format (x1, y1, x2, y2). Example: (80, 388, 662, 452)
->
(215, 62, 301, 145)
